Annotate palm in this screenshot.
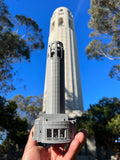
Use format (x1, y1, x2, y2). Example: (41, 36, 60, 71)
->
(22, 128, 86, 160)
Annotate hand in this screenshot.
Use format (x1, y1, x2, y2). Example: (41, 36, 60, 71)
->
(22, 127, 86, 160)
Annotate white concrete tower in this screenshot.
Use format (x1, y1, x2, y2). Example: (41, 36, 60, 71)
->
(43, 7, 84, 115)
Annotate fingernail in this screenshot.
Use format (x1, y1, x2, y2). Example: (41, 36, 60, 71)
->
(80, 128, 87, 136)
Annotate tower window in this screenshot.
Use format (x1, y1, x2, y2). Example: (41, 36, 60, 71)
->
(60, 9, 63, 12)
(68, 10, 73, 18)
(59, 9, 64, 15)
(51, 51, 55, 57)
(47, 129, 52, 138)
(58, 18, 63, 26)
(68, 10, 70, 14)
(51, 21, 55, 31)
(53, 129, 58, 138)
(69, 19, 73, 29)
(60, 129, 65, 138)
(57, 48, 61, 58)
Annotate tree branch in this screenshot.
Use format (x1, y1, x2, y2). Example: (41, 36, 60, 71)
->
(108, 3, 120, 18)
(96, 50, 120, 60)
(21, 33, 26, 39)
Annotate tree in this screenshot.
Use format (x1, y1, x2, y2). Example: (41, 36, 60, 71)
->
(0, 96, 17, 132)
(108, 114, 120, 159)
(0, 96, 28, 159)
(108, 114, 120, 137)
(77, 113, 94, 137)
(89, 97, 120, 159)
(86, 0, 120, 80)
(13, 94, 43, 127)
(0, 0, 44, 94)
(77, 97, 120, 159)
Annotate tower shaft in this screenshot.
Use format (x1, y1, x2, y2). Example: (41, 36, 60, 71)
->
(46, 41, 65, 114)
(43, 7, 83, 113)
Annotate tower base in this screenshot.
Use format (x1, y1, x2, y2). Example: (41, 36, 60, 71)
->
(33, 113, 76, 144)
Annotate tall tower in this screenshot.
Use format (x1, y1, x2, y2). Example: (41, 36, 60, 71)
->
(43, 7, 83, 114)
(33, 41, 76, 144)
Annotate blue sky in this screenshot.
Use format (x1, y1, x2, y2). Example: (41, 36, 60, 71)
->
(5, 0, 120, 111)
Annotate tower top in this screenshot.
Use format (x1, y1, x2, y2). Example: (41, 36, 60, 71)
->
(52, 7, 73, 18)
(50, 7, 74, 33)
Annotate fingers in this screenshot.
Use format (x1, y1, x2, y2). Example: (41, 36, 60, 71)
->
(53, 143, 67, 150)
(64, 129, 87, 160)
(27, 126, 37, 147)
(51, 144, 65, 156)
(22, 126, 38, 159)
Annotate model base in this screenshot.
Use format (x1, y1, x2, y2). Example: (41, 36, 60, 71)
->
(33, 113, 76, 144)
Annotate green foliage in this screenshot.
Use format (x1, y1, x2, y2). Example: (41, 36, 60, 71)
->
(7, 117, 28, 148)
(108, 114, 120, 137)
(14, 94, 43, 126)
(0, 139, 10, 154)
(0, 0, 44, 94)
(0, 96, 17, 131)
(109, 64, 120, 80)
(86, 0, 120, 80)
(0, 96, 28, 155)
(88, 97, 120, 145)
(0, 94, 43, 155)
(77, 97, 120, 152)
(76, 113, 94, 137)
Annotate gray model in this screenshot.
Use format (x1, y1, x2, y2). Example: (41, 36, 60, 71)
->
(43, 7, 84, 115)
(33, 41, 76, 144)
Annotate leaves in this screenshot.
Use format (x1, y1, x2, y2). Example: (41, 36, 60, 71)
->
(77, 97, 120, 152)
(15, 15, 39, 31)
(108, 114, 120, 136)
(0, 0, 44, 94)
(86, 0, 120, 80)
(109, 64, 120, 80)
(89, 97, 120, 147)
(14, 94, 43, 127)
(15, 15, 44, 50)
(0, 0, 14, 32)
(0, 96, 28, 155)
(0, 31, 30, 93)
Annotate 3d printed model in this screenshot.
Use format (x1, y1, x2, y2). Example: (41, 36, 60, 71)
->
(33, 41, 76, 144)
(43, 7, 84, 114)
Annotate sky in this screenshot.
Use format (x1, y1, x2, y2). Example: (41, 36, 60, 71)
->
(5, 0, 120, 111)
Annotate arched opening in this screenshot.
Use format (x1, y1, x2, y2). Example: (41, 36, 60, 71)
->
(58, 17, 64, 26)
(51, 21, 55, 31)
(69, 19, 73, 29)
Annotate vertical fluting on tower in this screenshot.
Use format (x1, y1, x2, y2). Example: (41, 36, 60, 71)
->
(43, 7, 84, 113)
(46, 41, 65, 114)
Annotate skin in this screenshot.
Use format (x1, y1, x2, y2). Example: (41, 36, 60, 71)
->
(22, 127, 86, 160)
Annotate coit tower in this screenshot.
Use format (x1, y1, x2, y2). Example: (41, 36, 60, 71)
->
(43, 7, 83, 114)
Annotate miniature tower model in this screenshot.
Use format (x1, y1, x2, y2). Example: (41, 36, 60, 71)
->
(43, 7, 83, 114)
(33, 41, 75, 144)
